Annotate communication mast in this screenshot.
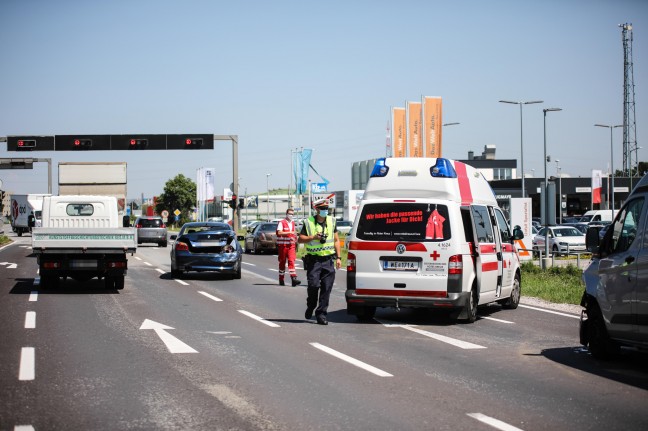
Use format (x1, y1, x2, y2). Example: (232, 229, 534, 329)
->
(620, 23, 638, 176)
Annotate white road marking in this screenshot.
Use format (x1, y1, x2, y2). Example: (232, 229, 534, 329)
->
(198, 291, 223, 302)
(14, 425, 35, 431)
(519, 304, 579, 319)
(0, 261, 18, 269)
(134, 256, 142, 261)
(376, 319, 486, 349)
(268, 268, 278, 272)
(139, 319, 198, 353)
(155, 268, 165, 274)
(174, 279, 189, 286)
(19, 347, 35, 380)
(238, 310, 280, 327)
(25, 311, 36, 329)
(310, 342, 393, 377)
(144, 261, 152, 266)
(467, 413, 525, 431)
(207, 331, 232, 335)
(242, 262, 256, 266)
(28, 291, 38, 302)
(480, 316, 515, 324)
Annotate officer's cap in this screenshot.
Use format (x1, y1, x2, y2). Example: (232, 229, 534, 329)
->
(312, 198, 329, 209)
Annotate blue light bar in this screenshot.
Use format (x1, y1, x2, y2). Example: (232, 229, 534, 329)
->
(430, 158, 457, 178)
(370, 158, 390, 177)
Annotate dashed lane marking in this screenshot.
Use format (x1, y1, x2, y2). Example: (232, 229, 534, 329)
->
(19, 347, 35, 381)
(376, 319, 486, 349)
(174, 279, 190, 286)
(467, 413, 525, 431)
(24, 312, 36, 329)
(198, 291, 223, 302)
(238, 310, 280, 327)
(28, 291, 38, 302)
(480, 316, 515, 324)
(310, 342, 393, 377)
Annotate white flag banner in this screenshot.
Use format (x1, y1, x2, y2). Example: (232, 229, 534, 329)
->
(197, 168, 215, 202)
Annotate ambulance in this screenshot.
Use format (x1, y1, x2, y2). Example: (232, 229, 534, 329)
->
(345, 157, 524, 323)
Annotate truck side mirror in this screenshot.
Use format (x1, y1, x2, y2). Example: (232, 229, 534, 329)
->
(123, 215, 131, 228)
(27, 214, 36, 228)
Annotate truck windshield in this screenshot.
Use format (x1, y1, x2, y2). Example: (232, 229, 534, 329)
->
(356, 203, 451, 242)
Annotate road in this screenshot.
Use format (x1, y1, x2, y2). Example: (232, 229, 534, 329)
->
(1, 231, 647, 430)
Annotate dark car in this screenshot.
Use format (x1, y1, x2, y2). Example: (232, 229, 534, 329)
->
(560, 222, 589, 234)
(244, 222, 278, 254)
(170, 222, 242, 279)
(135, 216, 168, 247)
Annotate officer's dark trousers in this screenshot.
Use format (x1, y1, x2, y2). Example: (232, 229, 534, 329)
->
(306, 257, 336, 317)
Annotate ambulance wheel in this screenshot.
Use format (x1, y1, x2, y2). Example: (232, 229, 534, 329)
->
(464, 285, 478, 323)
(356, 306, 376, 322)
(501, 274, 521, 309)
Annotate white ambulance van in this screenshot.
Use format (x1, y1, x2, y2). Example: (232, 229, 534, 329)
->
(345, 157, 524, 323)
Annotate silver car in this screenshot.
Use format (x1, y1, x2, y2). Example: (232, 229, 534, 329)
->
(135, 216, 168, 247)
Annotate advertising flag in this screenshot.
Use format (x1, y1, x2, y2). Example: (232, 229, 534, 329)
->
(407, 101, 422, 158)
(592, 169, 603, 205)
(391, 107, 406, 157)
(422, 96, 443, 158)
(293, 149, 312, 195)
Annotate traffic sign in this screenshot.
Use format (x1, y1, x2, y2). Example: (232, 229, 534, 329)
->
(173, 209, 181, 216)
(161, 210, 169, 218)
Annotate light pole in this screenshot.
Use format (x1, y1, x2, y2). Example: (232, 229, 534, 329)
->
(543, 108, 562, 268)
(555, 160, 562, 224)
(266, 173, 271, 221)
(595, 124, 622, 212)
(500, 100, 543, 197)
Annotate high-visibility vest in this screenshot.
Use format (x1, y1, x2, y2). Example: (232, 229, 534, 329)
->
(304, 216, 336, 256)
(276, 219, 296, 246)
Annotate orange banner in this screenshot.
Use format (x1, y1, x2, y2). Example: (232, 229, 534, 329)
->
(391, 107, 406, 158)
(407, 101, 422, 157)
(423, 96, 443, 158)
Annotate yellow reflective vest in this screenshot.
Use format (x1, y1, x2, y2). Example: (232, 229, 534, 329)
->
(304, 216, 336, 256)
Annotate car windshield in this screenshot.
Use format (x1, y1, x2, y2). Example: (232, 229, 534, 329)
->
(553, 227, 582, 237)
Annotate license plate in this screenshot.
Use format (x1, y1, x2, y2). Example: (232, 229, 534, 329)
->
(193, 241, 226, 247)
(70, 260, 97, 269)
(383, 261, 418, 271)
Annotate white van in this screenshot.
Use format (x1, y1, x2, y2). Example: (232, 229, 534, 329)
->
(579, 209, 617, 224)
(345, 157, 524, 323)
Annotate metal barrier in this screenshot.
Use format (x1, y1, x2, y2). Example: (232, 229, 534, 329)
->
(517, 247, 591, 268)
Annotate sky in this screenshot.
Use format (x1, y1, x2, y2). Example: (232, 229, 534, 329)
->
(1, 0, 647, 201)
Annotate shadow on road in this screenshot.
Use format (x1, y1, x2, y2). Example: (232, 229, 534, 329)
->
(9, 277, 119, 294)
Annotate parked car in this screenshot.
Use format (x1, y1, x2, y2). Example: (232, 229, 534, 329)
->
(244, 222, 279, 254)
(560, 222, 589, 235)
(135, 216, 168, 247)
(336, 220, 353, 235)
(170, 222, 242, 279)
(532, 226, 586, 256)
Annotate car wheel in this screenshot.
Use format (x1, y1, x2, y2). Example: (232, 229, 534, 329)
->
(233, 264, 242, 280)
(552, 244, 560, 257)
(159, 241, 167, 247)
(500, 273, 520, 309)
(586, 301, 620, 359)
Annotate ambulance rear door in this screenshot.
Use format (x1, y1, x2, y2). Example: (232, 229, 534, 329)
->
(470, 205, 500, 299)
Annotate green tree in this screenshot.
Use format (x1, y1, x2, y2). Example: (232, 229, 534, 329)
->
(155, 174, 196, 225)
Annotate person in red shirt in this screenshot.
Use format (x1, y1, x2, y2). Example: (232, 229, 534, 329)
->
(276, 208, 301, 286)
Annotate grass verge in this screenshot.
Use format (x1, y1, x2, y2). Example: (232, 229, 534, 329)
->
(520, 262, 583, 305)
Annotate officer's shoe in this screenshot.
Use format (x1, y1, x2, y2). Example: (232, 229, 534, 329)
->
(305, 307, 314, 320)
(291, 278, 301, 287)
(279, 279, 285, 286)
(316, 315, 328, 325)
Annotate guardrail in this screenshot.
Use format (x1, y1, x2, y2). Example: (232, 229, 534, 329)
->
(518, 247, 592, 268)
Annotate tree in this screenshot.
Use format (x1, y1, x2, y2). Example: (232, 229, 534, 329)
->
(155, 174, 196, 225)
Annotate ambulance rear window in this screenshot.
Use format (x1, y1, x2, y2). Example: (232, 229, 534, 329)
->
(356, 203, 451, 241)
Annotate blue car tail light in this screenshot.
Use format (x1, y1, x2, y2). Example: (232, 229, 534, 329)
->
(370, 158, 389, 178)
(430, 158, 457, 178)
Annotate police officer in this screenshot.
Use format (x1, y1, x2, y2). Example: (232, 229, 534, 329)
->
(298, 198, 341, 325)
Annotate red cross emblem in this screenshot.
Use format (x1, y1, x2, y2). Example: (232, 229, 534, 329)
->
(430, 250, 441, 261)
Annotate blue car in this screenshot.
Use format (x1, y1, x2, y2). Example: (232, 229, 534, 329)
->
(170, 222, 242, 279)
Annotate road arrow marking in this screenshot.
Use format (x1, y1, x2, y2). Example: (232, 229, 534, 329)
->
(140, 319, 198, 353)
(0, 262, 18, 269)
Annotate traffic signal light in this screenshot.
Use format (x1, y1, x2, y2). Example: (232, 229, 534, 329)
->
(229, 194, 237, 209)
(239, 197, 245, 208)
(73, 139, 93, 150)
(129, 138, 148, 149)
(185, 138, 203, 149)
(17, 139, 36, 151)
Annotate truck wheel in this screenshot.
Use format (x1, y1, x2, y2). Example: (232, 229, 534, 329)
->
(40, 275, 58, 289)
(159, 241, 167, 247)
(586, 301, 620, 359)
(114, 276, 125, 290)
(500, 274, 521, 309)
(17, 230, 23, 237)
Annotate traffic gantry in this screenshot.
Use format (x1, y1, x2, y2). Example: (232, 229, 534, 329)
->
(5, 134, 215, 151)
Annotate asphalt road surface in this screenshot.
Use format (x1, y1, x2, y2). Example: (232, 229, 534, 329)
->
(1, 231, 647, 430)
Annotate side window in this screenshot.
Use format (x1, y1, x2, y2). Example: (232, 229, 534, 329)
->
(471, 205, 494, 243)
(610, 198, 645, 253)
(493, 208, 511, 243)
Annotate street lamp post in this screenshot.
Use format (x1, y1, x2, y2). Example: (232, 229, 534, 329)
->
(500, 100, 543, 197)
(543, 108, 562, 268)
(266, 173, 271, 221)
(595, 124, 622, 212)
(555, 160, 562, 224)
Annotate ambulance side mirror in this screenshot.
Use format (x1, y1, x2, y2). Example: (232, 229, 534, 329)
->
(512, 225, 524, 241)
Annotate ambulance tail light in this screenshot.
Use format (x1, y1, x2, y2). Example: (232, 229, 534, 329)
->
(430, 158, 457, 178)
(448, 254, 463, 274)
(347, 252, 356, 272)
(370, 158, 389, 178)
